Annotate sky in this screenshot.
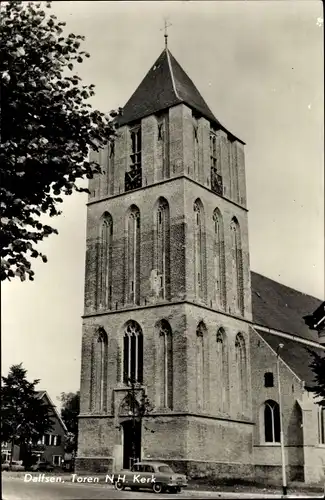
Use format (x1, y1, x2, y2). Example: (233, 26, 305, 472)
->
(2, 1, 324, 407)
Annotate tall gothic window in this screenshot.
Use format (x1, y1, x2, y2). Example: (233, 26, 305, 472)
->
(90, 328, 108, 412)
(213, 209, 226, 309)
(157, 320, 173, 409)
(216, 328, 229, 412)
(123, 321, 143, 384)
(125, 206, 140, 305)
(196, 322, 206, 410)
(264, 400, 280, 443)
(235, 333, 247, 414)
(194, 200, 206, 301)
(157, 114, 169, 179)
(230, 218, 244, 314)
(125, 126, 142, 191)
(154, 198, 170, 300)
(97, 213, 113, 310)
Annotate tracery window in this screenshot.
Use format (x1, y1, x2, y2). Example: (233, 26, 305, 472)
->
(264, 400, 280, 443)
(123, 321, 143, 384)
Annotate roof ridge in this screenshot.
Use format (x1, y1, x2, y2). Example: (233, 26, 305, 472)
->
(166, 49, 180, 101)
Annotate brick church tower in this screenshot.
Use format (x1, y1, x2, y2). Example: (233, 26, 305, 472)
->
(77, 43, 254, 479)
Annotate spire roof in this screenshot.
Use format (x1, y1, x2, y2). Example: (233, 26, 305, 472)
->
(118, 48, 240, 141)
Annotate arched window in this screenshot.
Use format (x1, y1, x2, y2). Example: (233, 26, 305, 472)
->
(90, 328, 108, 412)
(98, 213, 113, 310)
(153, 198, 170, 300)
(196, 322, 206, 410)
(235, 333, 247, 413)
(264, 400, 280, 443)
(216, 328, 229, 412)
(194, 200, 206, 301)
(125, 206, 140, 305)
(123, 321, 143, 384)
(230, 218, 244, 314)
(156, 320, 173, 409)
(319, 407, 325, 444)
(213, 209, 226, 309)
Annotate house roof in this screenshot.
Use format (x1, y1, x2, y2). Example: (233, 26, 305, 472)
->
(251, 271, 323, 343)
(254, 328, 324, 389)
(35, 390, 68, 433)
(118, 48, 243, 143)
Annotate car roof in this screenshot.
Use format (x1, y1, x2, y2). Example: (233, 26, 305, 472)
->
(134, 461, 169, 466)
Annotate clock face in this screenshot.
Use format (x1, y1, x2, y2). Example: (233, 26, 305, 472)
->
(125, 168, 142, 191)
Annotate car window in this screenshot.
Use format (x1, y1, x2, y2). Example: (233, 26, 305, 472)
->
(144, 465, 155, 473)
(158, 465, 173, 473)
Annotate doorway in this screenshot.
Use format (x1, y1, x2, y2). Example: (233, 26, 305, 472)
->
(122, 419, 141, 469)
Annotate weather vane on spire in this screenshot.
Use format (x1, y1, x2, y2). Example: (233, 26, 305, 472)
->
(161, 18, 172, 49)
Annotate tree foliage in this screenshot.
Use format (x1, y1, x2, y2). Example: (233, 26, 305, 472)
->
(308, 349, 325, 406)
(1, 364, 54, 466)
(60, 391, 79, 453)
(0, 1, 117, 282)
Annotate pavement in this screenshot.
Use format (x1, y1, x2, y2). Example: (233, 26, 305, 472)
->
(2, 473, 324, 500)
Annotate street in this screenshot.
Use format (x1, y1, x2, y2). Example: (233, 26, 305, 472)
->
(2, 476, 323, 500)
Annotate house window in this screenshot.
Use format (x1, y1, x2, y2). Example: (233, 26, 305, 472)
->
(230, 218, 244, 315)
(125, 206, 140, 305)
(97, 213, 113, 310)
(194, 200, 206, 301)
(157, 320, 173, 409)
(154, 198, 170, 300)
(213, 209, 226, 309)
(319, 407, 325, 445)
(264, 400, 280, 443)
(264, 372, 274, 388)
(125, 126, 142, 191)
(52, 455, 62, 466)
(235, 333, 247, 413)
(123, 321, 143, 384)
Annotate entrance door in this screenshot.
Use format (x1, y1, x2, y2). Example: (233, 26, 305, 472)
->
(122, 420, 141, 469)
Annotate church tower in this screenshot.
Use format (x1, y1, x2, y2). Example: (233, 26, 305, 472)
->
(77, 42, 254, 479)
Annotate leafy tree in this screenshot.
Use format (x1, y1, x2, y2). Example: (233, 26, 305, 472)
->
(1, 364, 54, 467)
(0, 1, 118, 282)
(308, 349, 325, 406)
(60, 391, 79, 454)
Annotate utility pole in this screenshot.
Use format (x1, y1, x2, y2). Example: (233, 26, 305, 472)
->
(277, 344, 287, 496)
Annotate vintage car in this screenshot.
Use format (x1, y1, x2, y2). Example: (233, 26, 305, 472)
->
(114, 461, 187, 493)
